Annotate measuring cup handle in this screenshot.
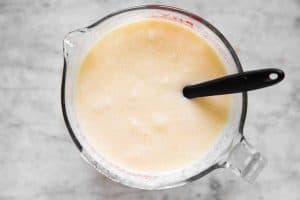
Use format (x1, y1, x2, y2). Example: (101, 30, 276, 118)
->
(225, 138, 267, 183)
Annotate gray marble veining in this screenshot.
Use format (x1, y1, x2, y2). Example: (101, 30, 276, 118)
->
(0, 0, 300, 199)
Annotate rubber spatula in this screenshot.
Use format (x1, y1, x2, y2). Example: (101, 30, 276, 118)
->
(183, 68, 285, 99)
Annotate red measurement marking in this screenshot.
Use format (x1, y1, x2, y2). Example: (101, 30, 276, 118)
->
(151, 13, 194, 28)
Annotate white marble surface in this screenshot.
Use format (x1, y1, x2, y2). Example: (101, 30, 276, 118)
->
(1, 0, 300, 199)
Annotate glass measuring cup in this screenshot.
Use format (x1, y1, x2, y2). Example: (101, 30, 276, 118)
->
(61, 5, 267, 189)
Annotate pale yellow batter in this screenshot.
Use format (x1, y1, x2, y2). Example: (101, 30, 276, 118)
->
(75, 19, 230, 173)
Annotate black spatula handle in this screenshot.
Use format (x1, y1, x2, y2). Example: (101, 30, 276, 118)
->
(183, 68, 285, 99)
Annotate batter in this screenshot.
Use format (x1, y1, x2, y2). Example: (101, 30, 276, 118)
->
(75, 19, 230, 173)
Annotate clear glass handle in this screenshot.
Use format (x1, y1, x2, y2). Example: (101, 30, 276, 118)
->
(225, 138, 267, 183)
